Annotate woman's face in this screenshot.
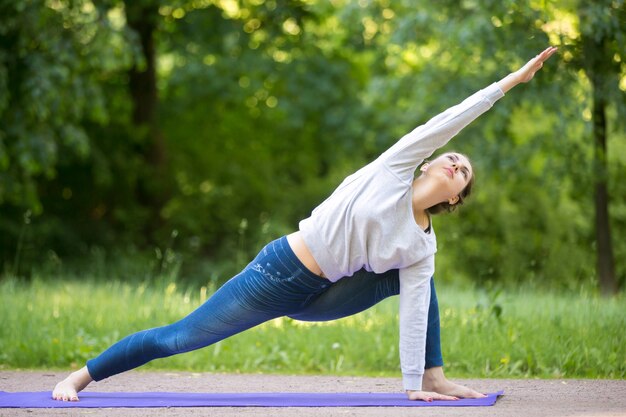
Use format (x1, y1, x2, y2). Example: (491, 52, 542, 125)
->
(420, 152, 473, 205)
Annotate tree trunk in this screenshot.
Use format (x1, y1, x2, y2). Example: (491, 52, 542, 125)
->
(124, 1, 169, 238)
(579, 9, 619, 295)
(591, 85, 618, 295)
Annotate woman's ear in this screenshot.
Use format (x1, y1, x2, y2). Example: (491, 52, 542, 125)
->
(448, 195, 460, 205)
(419, 163, 430, 173)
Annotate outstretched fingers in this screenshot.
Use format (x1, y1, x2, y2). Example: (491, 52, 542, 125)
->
(537, 46, 559, 64)
(517, 46, 558, 83)
(529, 47, 555, 68)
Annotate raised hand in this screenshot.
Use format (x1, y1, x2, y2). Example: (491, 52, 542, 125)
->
(515, 46, 559, 83)
(497, 46, 558, 93)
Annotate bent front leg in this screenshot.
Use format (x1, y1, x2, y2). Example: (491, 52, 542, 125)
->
(290, 269, 443, 368)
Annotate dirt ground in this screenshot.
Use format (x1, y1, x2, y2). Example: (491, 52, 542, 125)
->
(1, 371, 625, 417)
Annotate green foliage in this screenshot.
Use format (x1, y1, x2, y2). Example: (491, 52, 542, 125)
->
(0, 0, 131, 210)
(344, 0, 625, 291)
(0, 0, 624, 291)
(156, 0, 369, 254)
(0, 277, 623, 378)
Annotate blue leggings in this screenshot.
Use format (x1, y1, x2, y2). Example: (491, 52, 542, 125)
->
(86, 236, 443, 381)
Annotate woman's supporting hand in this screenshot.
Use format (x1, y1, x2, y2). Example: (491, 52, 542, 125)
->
(405, 390, 459, 402)
(497, 46, 558, 93)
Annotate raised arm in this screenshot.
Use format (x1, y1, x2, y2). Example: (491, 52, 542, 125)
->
(380, 46, 558, 184)
(497, 46, 558, 93)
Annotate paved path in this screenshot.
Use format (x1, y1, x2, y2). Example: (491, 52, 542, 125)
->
(1, 371, 625, 416)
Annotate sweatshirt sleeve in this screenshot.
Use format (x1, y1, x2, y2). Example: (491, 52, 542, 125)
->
(380, 83, 504, 184)
(398, 256, 435, 391)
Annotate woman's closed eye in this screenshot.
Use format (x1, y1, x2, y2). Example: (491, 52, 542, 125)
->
(447, 155, 469, 179)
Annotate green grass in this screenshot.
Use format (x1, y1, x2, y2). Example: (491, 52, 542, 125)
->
(0, 276, 624, 379)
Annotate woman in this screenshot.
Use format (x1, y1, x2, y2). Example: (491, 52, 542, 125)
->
(53, 46, 557, 402)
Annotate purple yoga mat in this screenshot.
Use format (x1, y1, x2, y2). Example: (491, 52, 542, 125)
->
(0, 390, 503, 408)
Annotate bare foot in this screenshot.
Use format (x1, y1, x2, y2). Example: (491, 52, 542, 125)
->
(52, 367, 93, 401)
(423, 366, 487, 399)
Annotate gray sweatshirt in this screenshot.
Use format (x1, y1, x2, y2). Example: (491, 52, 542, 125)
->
(299, 82, 504, 390)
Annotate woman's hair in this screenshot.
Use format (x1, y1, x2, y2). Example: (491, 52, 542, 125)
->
(425, 154, 475, 216)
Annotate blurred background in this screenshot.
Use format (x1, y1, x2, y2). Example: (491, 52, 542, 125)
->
(0, 0, 624, 294)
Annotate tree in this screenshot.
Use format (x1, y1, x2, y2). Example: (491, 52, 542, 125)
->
(125, 0, 171, 238)
(0, 1, 113, 211)
(0, 0, 131, 266)
(337, 0, 624, 292)
(0, 0, 623, 293)
(575, 1, 625, 295)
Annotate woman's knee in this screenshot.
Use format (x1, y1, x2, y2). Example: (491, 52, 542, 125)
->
(138, 326, 180, 357)
(290, 269, 400, 322)
(146, 324, 205, 357)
